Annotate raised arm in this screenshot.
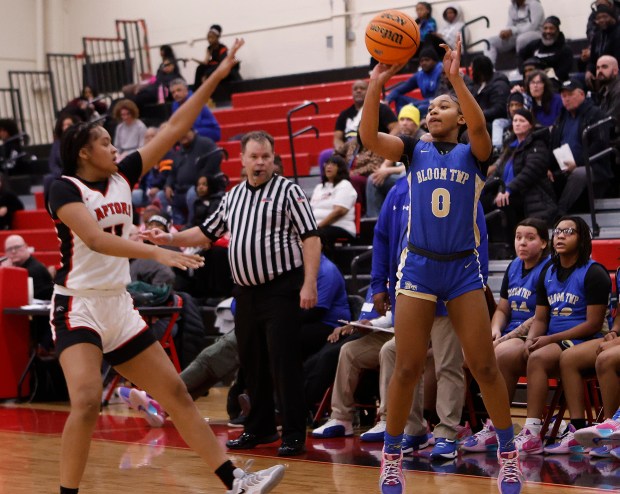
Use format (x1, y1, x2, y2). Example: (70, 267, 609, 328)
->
(440, 34, 492, 162)
(359, 64, 406, 163)
(137, 39, 245, 175)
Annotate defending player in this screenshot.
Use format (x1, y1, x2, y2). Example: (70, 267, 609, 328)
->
(47, 39, 284, 494)
(359, 34, 523, 494)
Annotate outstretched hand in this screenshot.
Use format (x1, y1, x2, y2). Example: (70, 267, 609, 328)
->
(140, 228, 173, 246)
(154, 248, 204, 271)
(215, 38, 245, 78)
(369, 61, 405, 88)
(439, 33, 462, 81)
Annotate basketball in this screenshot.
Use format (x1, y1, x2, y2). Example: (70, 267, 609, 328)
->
(365, 10, 420, 65)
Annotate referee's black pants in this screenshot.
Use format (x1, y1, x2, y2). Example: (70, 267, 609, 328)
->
(233, 268, 307, 443)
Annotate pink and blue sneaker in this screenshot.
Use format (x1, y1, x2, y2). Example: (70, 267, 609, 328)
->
(117, 387, 166, 428)
(514, 427, 543, 455)
(461, 419, 498, 453)
(497, 450, 524, 494)
(543, 424, 588, 454)
(574, 409, 620, 447)
(380, 448, 405, 494)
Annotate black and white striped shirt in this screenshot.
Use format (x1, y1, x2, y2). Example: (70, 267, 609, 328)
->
(199, 174, 319, 286)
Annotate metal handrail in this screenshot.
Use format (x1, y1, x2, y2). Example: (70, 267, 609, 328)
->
(286, 101, 319, 184)
(461, 16, 490, 56)
(582, 115, 617, 238)
(350, 248, 373, 297)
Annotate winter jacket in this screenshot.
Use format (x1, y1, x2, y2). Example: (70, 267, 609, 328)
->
(518, 31, 574, 81)
(171, 90, 221, 142)
(588, 22, 620, 74)
(550, 98, 613, 183)
(493, 127, 557, 223)
(475, 72, 511, 122)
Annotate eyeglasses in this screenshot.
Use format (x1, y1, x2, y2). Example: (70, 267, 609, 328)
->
(553, 227, 576, 236)
(530, 80, 544, 86)
(5, 244, 25, 253)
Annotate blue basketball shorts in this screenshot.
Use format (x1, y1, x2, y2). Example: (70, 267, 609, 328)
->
(396, 248, 484, 303)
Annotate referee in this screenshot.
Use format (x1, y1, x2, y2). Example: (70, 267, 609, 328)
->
(144, 130, 321, 456)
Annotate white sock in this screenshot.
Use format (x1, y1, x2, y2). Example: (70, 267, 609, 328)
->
(524, 418, 542, 435)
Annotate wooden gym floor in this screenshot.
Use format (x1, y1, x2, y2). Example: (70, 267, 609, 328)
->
(1, 387, 618, 493)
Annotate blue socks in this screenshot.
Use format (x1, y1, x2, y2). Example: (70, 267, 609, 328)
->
(384, 431, 404, 454)
(496, 424, 516, 453)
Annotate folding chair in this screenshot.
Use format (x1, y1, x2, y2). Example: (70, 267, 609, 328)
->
(101, 294, 184, 406)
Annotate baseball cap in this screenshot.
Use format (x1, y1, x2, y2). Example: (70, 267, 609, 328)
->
(560, 78, 585, 92)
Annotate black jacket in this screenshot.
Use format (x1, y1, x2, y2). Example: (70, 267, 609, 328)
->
(518, 32, 574, 82)
(475, 72, 511, 123)
(549, 98, 613, 183)
(588, 22, 620, 74)
(493, 128, 558, 224)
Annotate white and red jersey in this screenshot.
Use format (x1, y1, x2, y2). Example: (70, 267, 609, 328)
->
(48, 153, 142, 292)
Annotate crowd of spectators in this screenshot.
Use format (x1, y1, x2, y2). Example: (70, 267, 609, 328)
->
(2, 4, 620, 467)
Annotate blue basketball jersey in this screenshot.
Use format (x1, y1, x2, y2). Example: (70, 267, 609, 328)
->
(504, 256, 550, 335)
(407, 141, 485, 255)
(545, 260, 607, 338)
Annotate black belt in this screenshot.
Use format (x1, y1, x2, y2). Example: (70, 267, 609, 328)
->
(408, 242, 474, 262)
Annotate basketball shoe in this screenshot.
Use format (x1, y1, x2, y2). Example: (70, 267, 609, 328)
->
(226, 461, 286, 494)
(497, 450, 524, 494)
(117, 387, 165, 428)
(574, 409, 620, 447)
(514, 427, 543, 455)
(401, 432, 432, 455)
(543, 425, 588, 454)
(360, 420, 386, 442)
(461, 419, 498, 453)
(379, 448, 405, 494)
(311, 418, 353, 438)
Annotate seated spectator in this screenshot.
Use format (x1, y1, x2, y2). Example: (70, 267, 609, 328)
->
(484, 0, 545, 64)
(159, 45, 182, 76)
(386, 47, 443, 114)
(484, 110, 558, 230)
(191, 173, 227, 226)
(112, 99, 147, 159)
(0, 118, 26, 173)
(0, 172, 23, 229)
(299, 253, 351, 359)
(123, 56, 181, 111)
(518, 16, 573, 82)
(170, 78, 221, 142)
(515, 217, 611, 455)
(522, 70, 563, 126)
(415, 2, 438, 54)
(585, 4, 620, 88)
(164, 129, 222, 225)
(595, 55, 620, 172)
(587, 0, 619, 42)
(2, 234, 54, 349)
(333, 80, 397, 150)
(550, 79, 613, 215)
(435, 5, 465, 48)
(463, 219, 550, 453)
(366, 104, 424, 217)
(471, 56, 511, 130)
(573, 314, 620, 455)
(44, 113, 81, 195)
(310, 154, 357, 249)
(193, 25, 240, 92)
(131, 126, 173, 208)
(62, 85, 108, 122)
(491, 91, 532, 152)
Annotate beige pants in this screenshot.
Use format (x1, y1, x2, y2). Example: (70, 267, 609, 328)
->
(380, 316, 465, 440)
(330, 331, 393, 421)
